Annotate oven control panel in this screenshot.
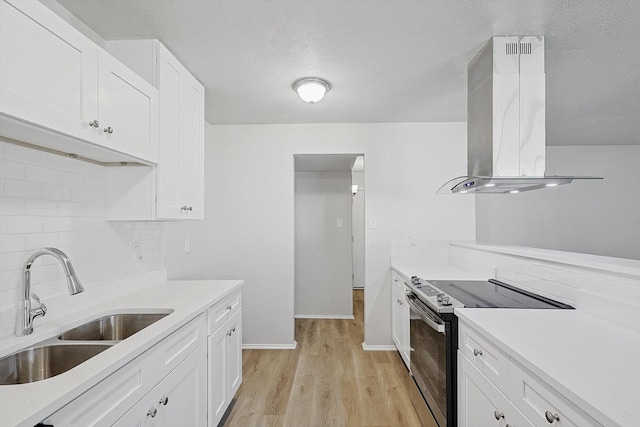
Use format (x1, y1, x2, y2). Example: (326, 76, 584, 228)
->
(408, 276, 464, 313)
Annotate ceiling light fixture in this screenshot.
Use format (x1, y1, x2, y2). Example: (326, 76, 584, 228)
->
(292, 77, 331, 104)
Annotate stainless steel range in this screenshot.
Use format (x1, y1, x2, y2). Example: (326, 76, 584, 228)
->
(405, 276, 573, 427)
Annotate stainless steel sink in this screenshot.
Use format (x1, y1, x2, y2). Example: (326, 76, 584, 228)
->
(58, 313, 170, 341)
(0, 344, 111, 385)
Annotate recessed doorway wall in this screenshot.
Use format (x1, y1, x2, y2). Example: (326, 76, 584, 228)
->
(294, 154, 364, 318)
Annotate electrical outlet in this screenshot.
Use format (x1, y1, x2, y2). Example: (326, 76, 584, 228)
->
(185, 238, 191, 254)
(133, 241, 142, 263)
(409, 236, 416, 247)
(368, 217, 378, 229)
(336, 218, 343, 228)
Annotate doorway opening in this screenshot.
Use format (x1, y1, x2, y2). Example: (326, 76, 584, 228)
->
(293, 154, 365, 321)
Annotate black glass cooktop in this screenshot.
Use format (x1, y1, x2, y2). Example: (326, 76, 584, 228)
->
(424, 279, 574, 309)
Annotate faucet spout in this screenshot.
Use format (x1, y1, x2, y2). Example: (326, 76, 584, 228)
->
(18, 247, 85, 336)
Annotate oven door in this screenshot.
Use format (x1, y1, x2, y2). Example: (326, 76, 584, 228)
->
(407, 293, 448, 427)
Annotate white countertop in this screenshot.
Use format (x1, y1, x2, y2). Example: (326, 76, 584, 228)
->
(0, 277, 243, 427)
(455, 308, 640, 427)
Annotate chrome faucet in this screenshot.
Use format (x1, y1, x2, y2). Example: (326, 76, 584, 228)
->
(18, 247, 85, 336)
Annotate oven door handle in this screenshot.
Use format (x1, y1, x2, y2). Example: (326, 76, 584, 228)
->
(406, 295, 446, 334)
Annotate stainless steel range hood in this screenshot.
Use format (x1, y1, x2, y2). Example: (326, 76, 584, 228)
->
(439, 36, 601, 194)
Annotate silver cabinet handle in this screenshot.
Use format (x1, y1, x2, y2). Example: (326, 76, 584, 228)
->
(473, 348, 483, 356)
(227, 305, 233, 310)
(159, 395, 169, 406)
(89, 120, 100, 127)
(181, 206, 193, 212)
(545, 411, 560, 423)
(147, 407, 157, 418)
(494, 411, 504, 420)
(103, 126, 113, 134)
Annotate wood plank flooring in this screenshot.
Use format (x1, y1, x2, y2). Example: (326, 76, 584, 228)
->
(222, 289, 423, 427)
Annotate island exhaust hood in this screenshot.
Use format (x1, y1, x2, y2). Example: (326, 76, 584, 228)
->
(438, 36, 601, 194)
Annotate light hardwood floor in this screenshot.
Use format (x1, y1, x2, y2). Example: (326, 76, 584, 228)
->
(222, 289, 423, 427)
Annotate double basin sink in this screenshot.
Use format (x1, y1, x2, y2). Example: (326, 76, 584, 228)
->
(0, 312, 171, 386)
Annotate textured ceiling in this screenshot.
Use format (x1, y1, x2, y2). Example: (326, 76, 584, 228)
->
(52, 0, 640, 146)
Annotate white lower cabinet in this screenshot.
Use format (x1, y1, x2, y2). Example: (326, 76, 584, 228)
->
(114, 344, 207, 427)
(391, 272, 410, 369)
(458, 351, 533, 427)
(43, 315, 206, 427)
(41, 291, 243, 427)
(208, 309, 242, 427)
(458, 320, 602, 427)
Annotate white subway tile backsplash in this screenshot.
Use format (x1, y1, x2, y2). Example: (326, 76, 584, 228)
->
(0, 234, 26, 253)
(4, 216, 44, 234)
(4, 143, 42, 164)
(58, 171, 85, 188)
(42, 184, 63, 201)
(0, 198, 24, 215)
(0, 160, 25, 180)
(25, 199, 58, 216)
(4, 179, 42, 199)
(0, 141, 164, 311)
(25, 164, 57, 183)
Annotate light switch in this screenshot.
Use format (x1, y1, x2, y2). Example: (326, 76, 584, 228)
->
(185, 238, 191, 254)
(368, 217, 377, 229)
(336, 218, 343, 228)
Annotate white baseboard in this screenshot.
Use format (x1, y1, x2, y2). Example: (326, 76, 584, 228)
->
(243, 340, 298, 350)
(294, 314, 355, 319)
(362, 343, 396, 351)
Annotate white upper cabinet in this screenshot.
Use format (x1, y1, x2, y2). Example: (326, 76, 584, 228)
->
(96, 49, 159, 163)
(0, 0, 158, 164)
(106, 39, 205, 220)
(156, 43, 204, 219)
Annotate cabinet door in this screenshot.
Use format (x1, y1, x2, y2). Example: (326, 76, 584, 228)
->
(392, 286, 410, 368)
(0, 0, 98, 139)
(114, 345, 207, 427)
(458, 351, 533, 427)
(400, 292, 410, 368)
(208, 319, 228, 427)
(177, 73, 205, 219)
(156, 43, 204, 219)
(97, 49, 158, 162)
(226, 310, 243, 397)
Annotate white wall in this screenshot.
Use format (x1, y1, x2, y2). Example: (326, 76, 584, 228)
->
(163, 122, 475, 347)
(295, 171, 353, 318)
(476, 145, 640, 260)
(0, 139, 163, 328)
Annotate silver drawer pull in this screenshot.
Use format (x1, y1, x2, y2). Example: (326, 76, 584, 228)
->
(473, 348, 483, 357)
(545, 411, 560, 423)
(227, 305, 233, 310)
(89, 120, 100, 127)
(494, 411, 504, 420)
(103, 126, 113, 134)
(159, 395, 169, 406)
(147, 407, 157, 418)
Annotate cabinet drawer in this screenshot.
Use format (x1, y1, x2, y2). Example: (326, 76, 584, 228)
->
(459, 321, 510, 391)
(44, 348, 154, 426)
(509, 360, 602, 427)
(153, 314, 206, 380)
(207, 291, 241, 335)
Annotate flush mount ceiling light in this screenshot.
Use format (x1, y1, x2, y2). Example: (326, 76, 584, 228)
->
(292, 77, 331, 104)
